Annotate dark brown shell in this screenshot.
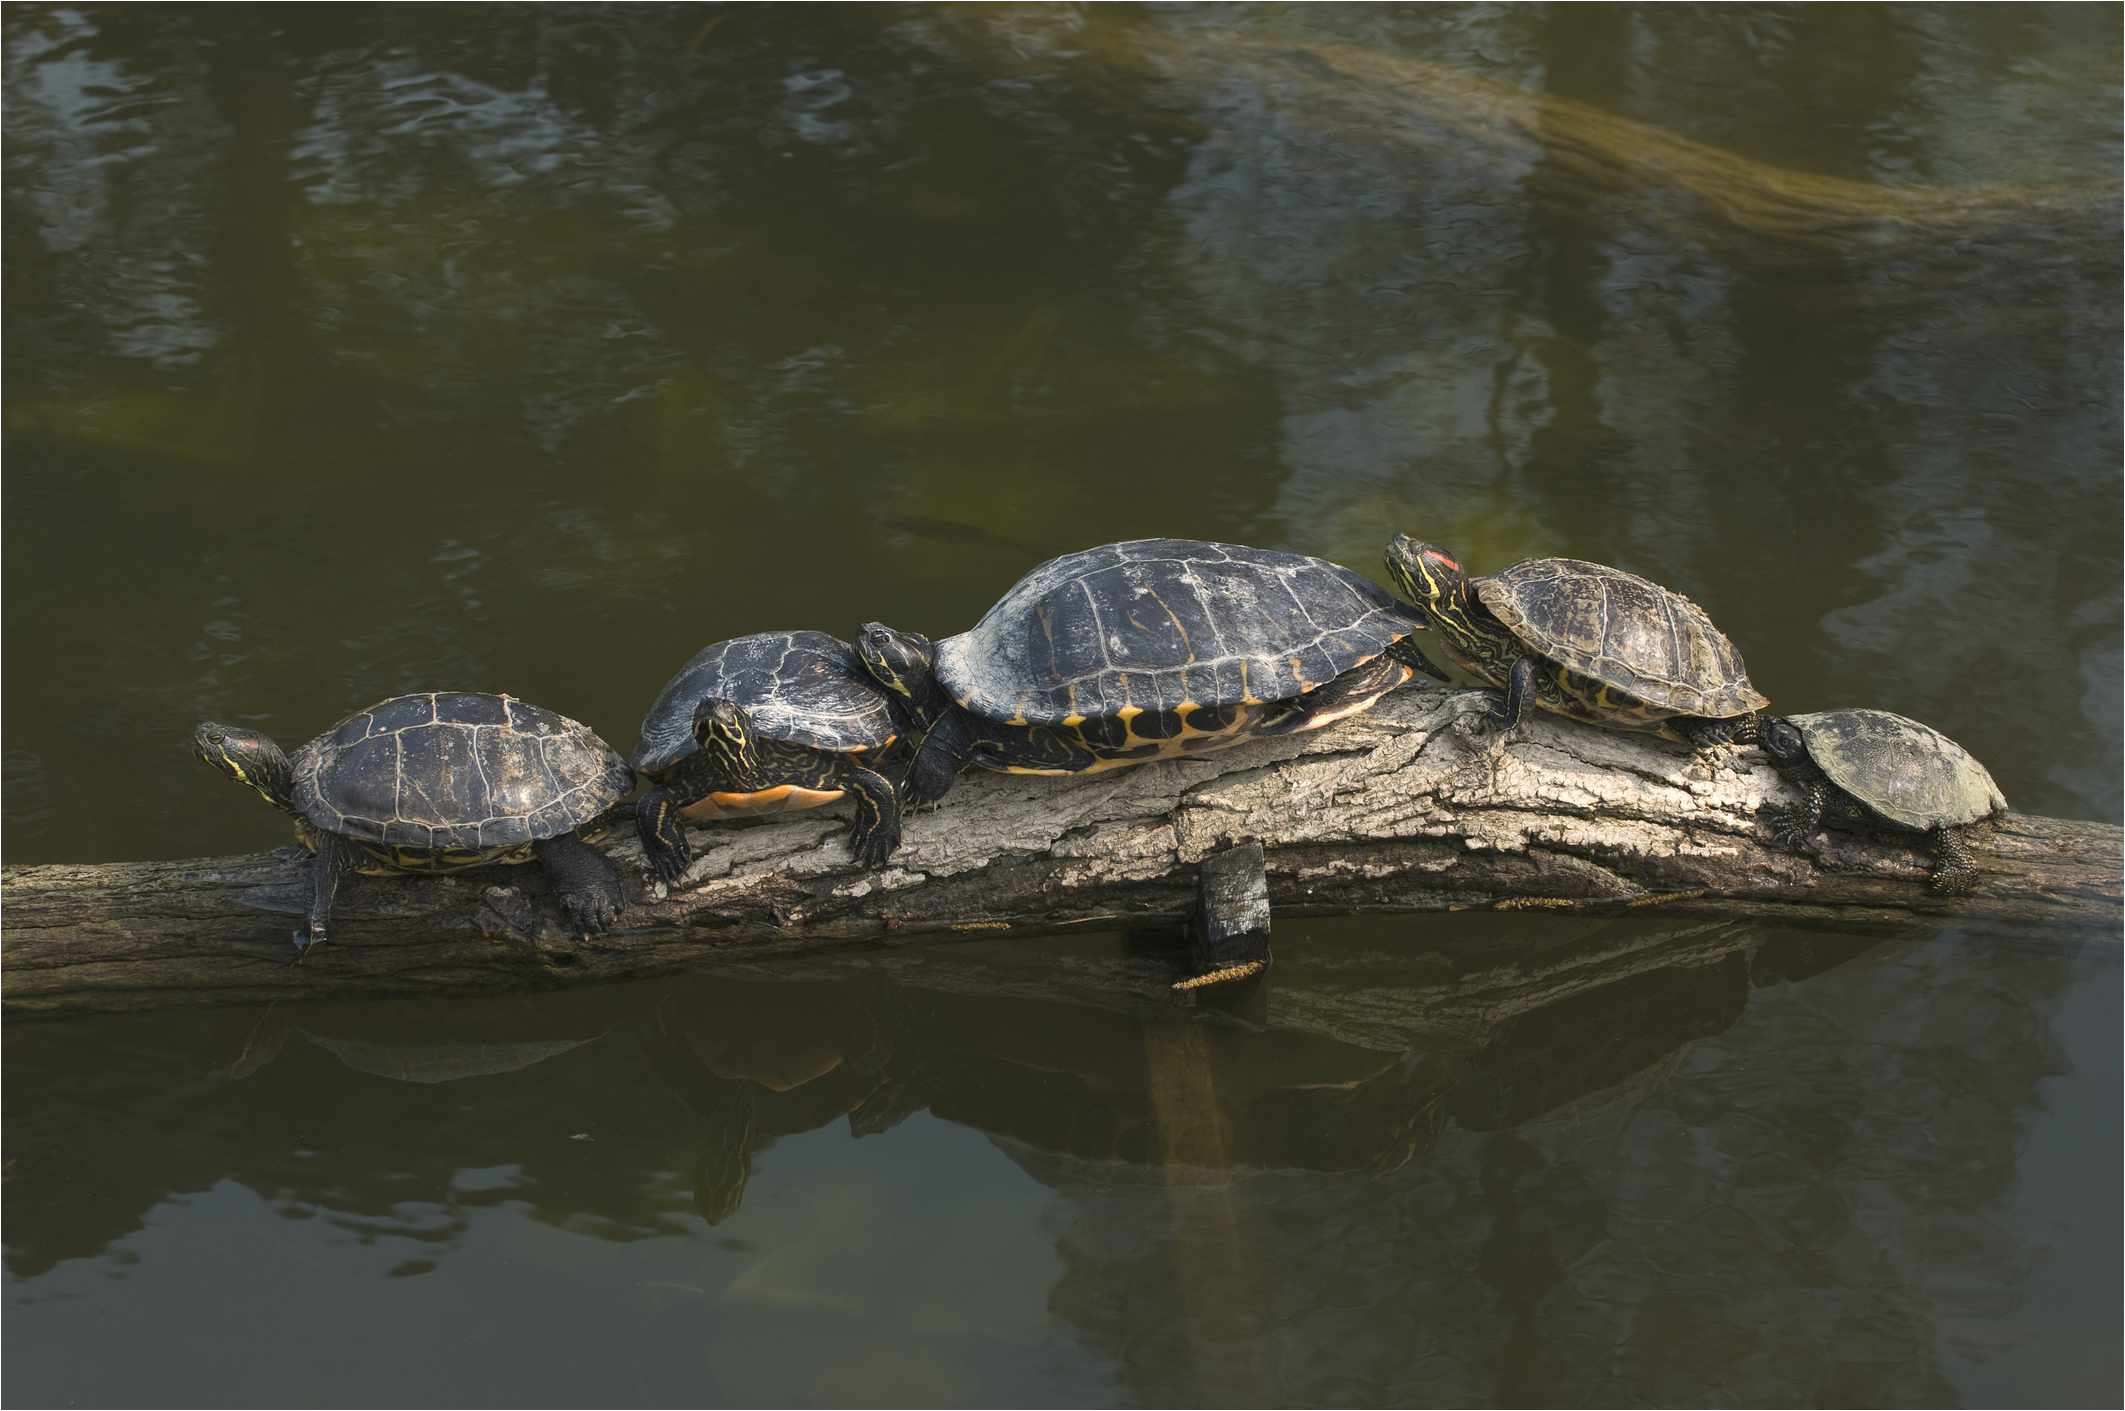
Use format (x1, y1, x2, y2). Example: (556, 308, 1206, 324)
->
(1791, 709, 2007, 830)
(934, 539, 1420, 726)
(632, 631, 899, 776)
(1478, 558, 1767, 717)
(293, 693, 631, 852)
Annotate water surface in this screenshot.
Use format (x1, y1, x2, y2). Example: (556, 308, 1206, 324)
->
(4, 5, 2118, 1404)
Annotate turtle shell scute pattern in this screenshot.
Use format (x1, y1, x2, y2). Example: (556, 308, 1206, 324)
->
(1790, 709, 2006, 831)
(935, 538, 1421, 727)
(633, 630, 898, 775)
(1479, 558, 1768, 718)
(293, 692, 632, 852)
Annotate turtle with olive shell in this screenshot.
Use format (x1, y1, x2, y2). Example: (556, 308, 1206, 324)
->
(855, 537, 1449, 810)
(1382, 535, 1767, 753)
(194, 692, 632, 960)
(632, 630, 910, 884)
(1760, 708, 2006, 895)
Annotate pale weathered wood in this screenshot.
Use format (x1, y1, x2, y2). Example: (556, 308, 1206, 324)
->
(3, 689, 2117, 1015)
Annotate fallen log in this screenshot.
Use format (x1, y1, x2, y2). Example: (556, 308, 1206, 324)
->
(3, 689, 2117, 1015)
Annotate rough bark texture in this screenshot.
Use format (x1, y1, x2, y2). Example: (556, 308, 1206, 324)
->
(4, 690, 2118, 1016)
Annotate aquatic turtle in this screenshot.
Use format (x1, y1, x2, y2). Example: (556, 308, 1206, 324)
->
(632, 630, 909, 884)
(1383, 535, 1767, 752)
(194, 692, 632, 959)
(1759, 708, 2006, 895)
(855, 538, 1449, 808)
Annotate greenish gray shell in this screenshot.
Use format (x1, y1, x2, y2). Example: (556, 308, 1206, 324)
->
(1789, 708, 2006, 831)
(293, 692, 631, 851)
(1478, 557, 1767, 717)
(934, 538, 1421, 726)
(633, 630, 899, 775)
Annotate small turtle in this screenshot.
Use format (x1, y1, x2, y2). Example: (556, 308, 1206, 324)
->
(855, 537, 1448, 809)
(632, 630, 909, 884)
(194, 692, 632, 959)
(1759, 709, 2007, 895)
(1383, 535, 1767, 753)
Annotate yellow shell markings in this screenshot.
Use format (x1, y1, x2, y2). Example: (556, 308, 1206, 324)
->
(997, 702, 1270, 775)
(1143, 585, 1195, 661)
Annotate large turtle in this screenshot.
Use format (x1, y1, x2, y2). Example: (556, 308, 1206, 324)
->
(632, 630, 910, 884)
(1759, 708, 2007, 895)
(194, 692, 632, 959)
(854, 537, 1449, 807)
(1382, 535, 1767, 752)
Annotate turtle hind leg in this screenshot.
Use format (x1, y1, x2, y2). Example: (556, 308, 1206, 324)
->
(536, 831, 625, 933)
(297, 832, 362, 963)
(1677, 711, 1760, 757)
(1927, 824, 1981, 896)
(1252, 653, 1413, 738)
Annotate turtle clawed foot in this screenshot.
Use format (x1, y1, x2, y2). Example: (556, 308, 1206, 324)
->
(903, 773, 951, 810)
(1763, 810, 1817, 851)
(1453, 701, 1505, 744)
(290, 929, 325, 966)
(646, 846, 692, 890)
(1701, 745, 1749, 775)
(1455, 708, 1511, 767)
(560, 883, 625, 935)
(849, 828, 899, 869)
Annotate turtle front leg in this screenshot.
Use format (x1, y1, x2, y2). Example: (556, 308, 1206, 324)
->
(1927, 824, 1981, 896)
(835, 761, 903, 867)
(1388, 635, 1453, 684)
(1766, 777, 1830, 850)
(905, 712, 974, 808)
(1463, 654, 1535, 740)
(536, 831, 626, 933)
(637, 787, 692, 887)
(1256, 652, 1413, 737)
(296, 831, 362, 963)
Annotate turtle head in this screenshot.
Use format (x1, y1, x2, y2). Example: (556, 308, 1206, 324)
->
(194, 721, 298, 814)
(1386, 534, 1489, 646)
(1760, 716, 1808, 767)
(692, 699, 762, 788)
(855, 623, 935, 705)
(1384, 535, 1471, 615)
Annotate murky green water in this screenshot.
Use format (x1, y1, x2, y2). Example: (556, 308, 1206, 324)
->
(5, 5, 2119, 1404)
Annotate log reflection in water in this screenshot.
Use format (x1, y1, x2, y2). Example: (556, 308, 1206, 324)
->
(2, 914, 1881, 1279)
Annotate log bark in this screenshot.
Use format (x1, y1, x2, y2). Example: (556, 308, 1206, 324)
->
(4, 689, 2117, 1015)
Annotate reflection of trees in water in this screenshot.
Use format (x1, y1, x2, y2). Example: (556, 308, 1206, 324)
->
(4, 919, 2110, 1400)
(3, 4, 2116, 869)
(3, 920, 1750, 1277)
(1030, 926, 2111, 1404)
